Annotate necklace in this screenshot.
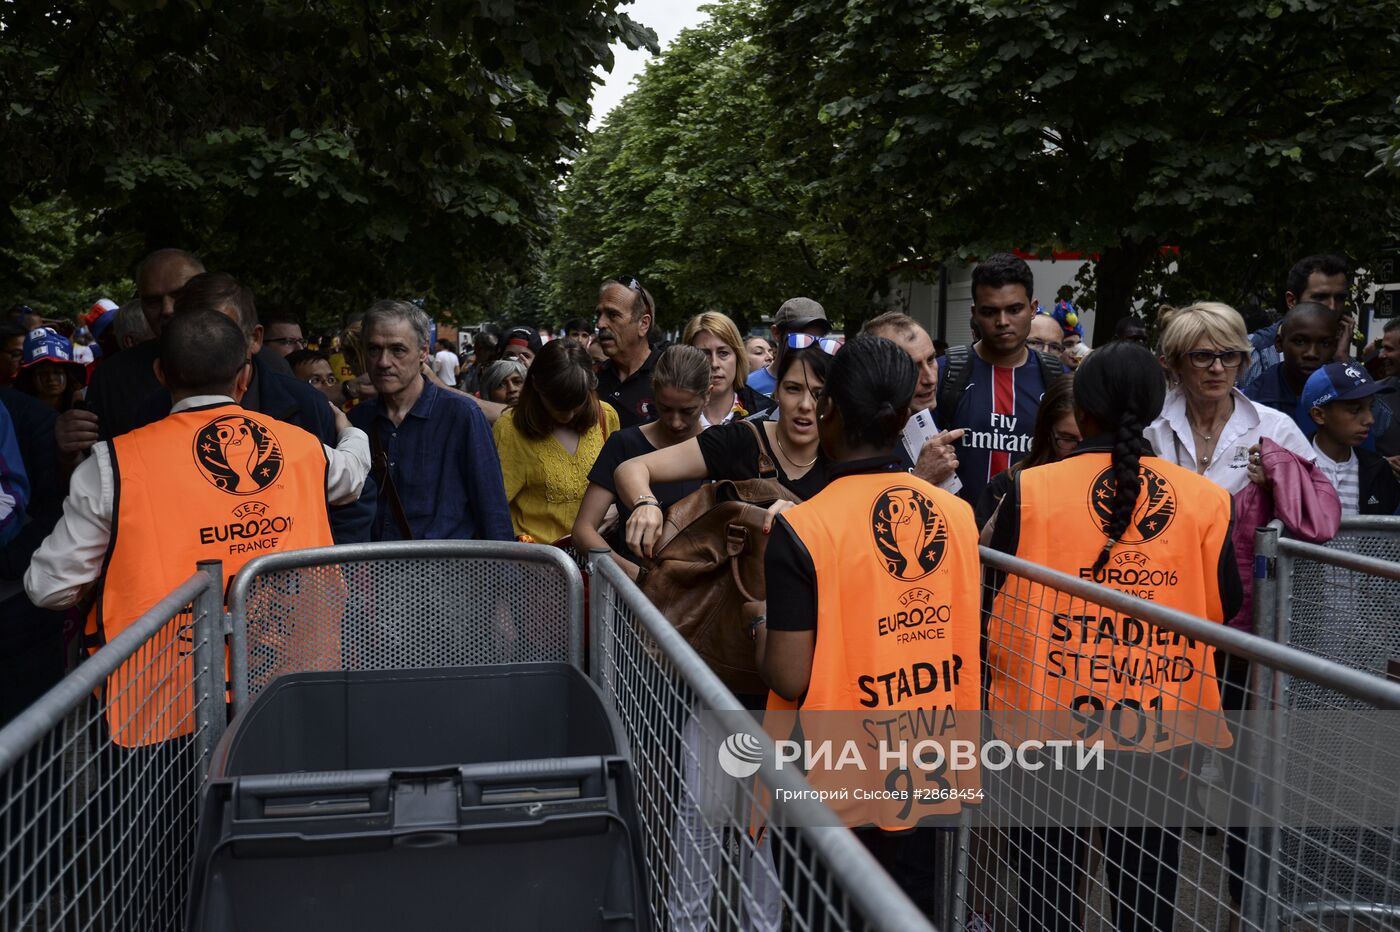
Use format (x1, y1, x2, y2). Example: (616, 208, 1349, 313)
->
(1187, 402, 1231, 469)
(773, 427, 819, 470)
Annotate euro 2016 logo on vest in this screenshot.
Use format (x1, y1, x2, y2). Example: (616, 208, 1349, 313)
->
(1088, 464, 1176, 544)
(193, 415, 284, 495)
(872, 486, 948, 580)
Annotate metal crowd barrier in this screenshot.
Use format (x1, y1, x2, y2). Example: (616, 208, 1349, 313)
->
(224, 540, 586, 714)
(0, 564, 224, 932)
(1253, 519, 1400, 925)
(1257, 516, 1400, 685)
(964, 544, 1400, 932)
(588, 550, 936, 932)
(10, 529, 1400, 932)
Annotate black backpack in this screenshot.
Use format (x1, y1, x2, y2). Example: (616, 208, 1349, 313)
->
(935, 343, 1065, 422)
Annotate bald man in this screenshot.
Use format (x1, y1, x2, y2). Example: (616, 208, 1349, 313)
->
(1027, 314, 1065, 361)
(57, 248, 206, 455)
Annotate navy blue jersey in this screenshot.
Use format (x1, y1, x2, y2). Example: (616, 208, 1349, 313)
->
(941, 352, 1049, 505)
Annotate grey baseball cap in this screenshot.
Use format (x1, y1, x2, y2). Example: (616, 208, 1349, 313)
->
(773, 297, 830, 334)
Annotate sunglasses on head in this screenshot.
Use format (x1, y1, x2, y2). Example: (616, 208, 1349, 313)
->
(786, 333, 842, 355)
(612, 275, 653, 313)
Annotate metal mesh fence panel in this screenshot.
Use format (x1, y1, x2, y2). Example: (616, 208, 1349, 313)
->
(973, 546, 1400, 932)
(1267, 523, 1400, 925)
(228, 541, 585, 709)
(0, 570, 221, 932)
(588, 552, 936, 932)
(1279, 517, 1400, 685)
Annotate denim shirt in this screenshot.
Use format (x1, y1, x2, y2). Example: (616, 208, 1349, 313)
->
(349, 378, 514, 541)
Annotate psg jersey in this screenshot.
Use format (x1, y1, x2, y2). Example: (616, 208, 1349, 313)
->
(942, 351, 1049, 506)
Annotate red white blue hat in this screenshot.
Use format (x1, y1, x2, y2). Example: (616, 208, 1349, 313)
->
(81, 298, 119, 338)
(21, 328, 75, 367)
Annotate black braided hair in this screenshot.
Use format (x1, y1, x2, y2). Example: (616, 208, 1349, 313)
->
(1072, 342, 1166, 573)
(823, 336, 917, 450)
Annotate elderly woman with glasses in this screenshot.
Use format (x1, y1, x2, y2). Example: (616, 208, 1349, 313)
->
(1143, 302, 1312, 493)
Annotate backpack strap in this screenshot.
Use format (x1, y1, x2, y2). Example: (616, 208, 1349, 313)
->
(370, 422, 415, 540)
(1033, 348, 1066, 390)
(936, 343, 974, 422)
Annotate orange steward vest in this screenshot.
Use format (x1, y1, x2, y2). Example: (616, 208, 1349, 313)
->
(88, 403, 333, 747)
(766, 472, 983, 828)
(987, 452, 1233, 752)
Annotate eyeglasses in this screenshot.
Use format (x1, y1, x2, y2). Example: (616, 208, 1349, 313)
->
(612, 275, 653, 313)
(1052, 431, 1081, 451)
(306, 375, 338, 387)
(786, 333, 842, 355)
(1027, 337, 1064, 354)
(266, 337, 307, 349)
(1185, 349, 1247, 370)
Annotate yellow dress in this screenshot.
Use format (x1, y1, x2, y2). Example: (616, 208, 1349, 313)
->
(493, 403, 620, 543)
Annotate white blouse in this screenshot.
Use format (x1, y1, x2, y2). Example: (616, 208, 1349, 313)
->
(1144, 387, 1313, 495)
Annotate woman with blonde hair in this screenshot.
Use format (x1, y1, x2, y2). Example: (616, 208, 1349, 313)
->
(1143, 301, 1312, 493)
(1142, 301, 1317, 921)
(682, 311, 773, 426)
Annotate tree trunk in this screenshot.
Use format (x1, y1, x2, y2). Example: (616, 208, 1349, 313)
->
(1091, 237, 1157, 346)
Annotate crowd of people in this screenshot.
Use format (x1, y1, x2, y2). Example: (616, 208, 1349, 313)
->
(1, 246, 1398, 929)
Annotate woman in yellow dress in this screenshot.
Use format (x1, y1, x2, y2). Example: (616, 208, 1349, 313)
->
(493, 339, 619, 542)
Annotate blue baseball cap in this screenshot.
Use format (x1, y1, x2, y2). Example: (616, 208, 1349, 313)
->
(1300, 361, 1395, 412)
(21, 328, 74, 367)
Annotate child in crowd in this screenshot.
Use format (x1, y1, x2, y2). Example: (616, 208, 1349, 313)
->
(1300, 362, 1400, 516)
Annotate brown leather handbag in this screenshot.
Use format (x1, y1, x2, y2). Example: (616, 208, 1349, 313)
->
(636, 422, 799, 695)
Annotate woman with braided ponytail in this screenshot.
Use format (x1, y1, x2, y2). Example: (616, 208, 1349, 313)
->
(984, 340, 1242, 932)
(759, 336, 982, 912)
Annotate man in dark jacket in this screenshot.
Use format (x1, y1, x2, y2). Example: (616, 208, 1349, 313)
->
(1243, 302, 1340, 434)
(0, 386, 66, 725)
(128, 273, 378, 542)
(58, 248, 205, 453)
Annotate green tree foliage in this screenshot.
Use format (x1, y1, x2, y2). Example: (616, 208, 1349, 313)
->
(1, 197, 132, 322)
(0, 0, 655, 329)
(753, 0, 1400, 340)
(547, 1, 869, 331)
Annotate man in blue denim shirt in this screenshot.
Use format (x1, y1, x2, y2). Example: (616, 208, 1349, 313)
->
(349, 300, 513, 541)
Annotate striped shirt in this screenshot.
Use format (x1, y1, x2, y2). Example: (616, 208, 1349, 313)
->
(1311, 436, 1360, 517)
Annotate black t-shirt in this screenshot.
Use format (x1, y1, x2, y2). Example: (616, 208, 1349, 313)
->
(695, 419, 829, 502)
(595, 348, 660, 429)
(587, 426, 702, 563)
